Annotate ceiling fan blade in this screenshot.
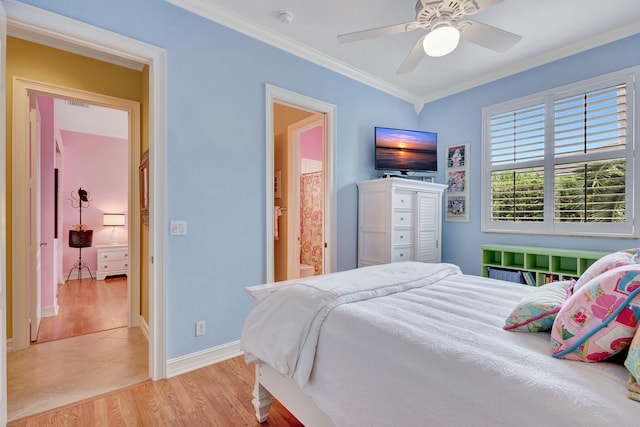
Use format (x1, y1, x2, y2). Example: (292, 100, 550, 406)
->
(460, 19, 522, 52)
(396, 36, 426, 75)
(337, 21, 416, 44)
(472, 0, 506, 11)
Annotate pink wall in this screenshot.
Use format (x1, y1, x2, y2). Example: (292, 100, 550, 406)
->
(61, 130, 128, 275)
(300, 126, 322, 161)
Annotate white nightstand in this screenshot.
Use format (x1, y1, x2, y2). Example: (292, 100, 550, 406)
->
(96, 244, 129, 280)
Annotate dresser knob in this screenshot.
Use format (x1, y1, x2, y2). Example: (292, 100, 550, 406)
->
(400, 253, 404, 257)
(400, 235, 404, 239)
(124, 264, 128, 267)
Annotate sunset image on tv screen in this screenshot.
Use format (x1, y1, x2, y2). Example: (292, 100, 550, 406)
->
(375, 127, 437, 172)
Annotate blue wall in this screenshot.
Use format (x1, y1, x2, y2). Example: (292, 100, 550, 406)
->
(19, 0, 419, 358)
(420, 34, 640, 275)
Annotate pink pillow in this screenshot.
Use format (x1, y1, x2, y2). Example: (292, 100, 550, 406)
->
(625, 327, 640, 401)
(574, 248, 639, 291)
(504, 280, 574, 332)
(551, 264, 640, 362)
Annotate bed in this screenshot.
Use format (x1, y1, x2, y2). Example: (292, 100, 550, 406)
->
(240, 261, 640, 426)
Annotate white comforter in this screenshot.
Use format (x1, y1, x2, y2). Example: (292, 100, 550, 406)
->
(241, 261, 462, 387)
(241, 262, 640, 426)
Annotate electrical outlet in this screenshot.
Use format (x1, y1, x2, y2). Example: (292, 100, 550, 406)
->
(195, 321, 205, 337)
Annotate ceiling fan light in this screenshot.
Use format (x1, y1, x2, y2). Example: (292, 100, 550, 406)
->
(423, 25, 460, 57)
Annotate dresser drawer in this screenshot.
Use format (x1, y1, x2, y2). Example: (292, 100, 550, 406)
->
(392, 190, 414, 210)
(392, 210, 414, 227)
(98, 259, 129, 273)
(98, 249, 128, 262)
(392, 246, 414, 262)
(392, 229, 414, 245)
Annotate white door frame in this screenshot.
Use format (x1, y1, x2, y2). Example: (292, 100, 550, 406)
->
(4, 0, 168, 380)
(0, 1, 8, 423)
(13, 78, 141, 347)
(265, 84, 337, 283)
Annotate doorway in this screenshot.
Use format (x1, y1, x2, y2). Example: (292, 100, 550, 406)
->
(34, 94, 130, 344)
(265, 85, 337, 283)
(9, 80, 146, 420)
(1, 7, 168, 423)
(12, 78, 141, 351)
(273, 109, 325, 281)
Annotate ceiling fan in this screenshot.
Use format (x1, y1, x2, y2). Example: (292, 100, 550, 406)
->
(337, 0, 522, 74)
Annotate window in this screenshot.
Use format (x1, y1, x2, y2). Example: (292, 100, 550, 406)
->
(482, 68, 638, 238)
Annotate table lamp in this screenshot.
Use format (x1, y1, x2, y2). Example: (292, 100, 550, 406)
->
(103, 213, 125, 244)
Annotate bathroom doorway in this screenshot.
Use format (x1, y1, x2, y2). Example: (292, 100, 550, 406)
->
(273, 108, 324, 281)
(265, 85, 336, 283)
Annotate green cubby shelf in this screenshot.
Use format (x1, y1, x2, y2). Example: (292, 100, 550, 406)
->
(480, 245, 609, 287)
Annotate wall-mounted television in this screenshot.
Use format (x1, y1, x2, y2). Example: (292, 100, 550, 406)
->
(374, 127, 438, 174)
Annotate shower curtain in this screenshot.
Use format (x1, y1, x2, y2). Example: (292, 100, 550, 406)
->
(300, 172, 323, 275)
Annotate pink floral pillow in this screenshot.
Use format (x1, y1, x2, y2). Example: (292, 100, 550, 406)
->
(503, 280, 574, 332)
(551, 264, 640, 362)
(625, 327, 640, 401)
(574, 248, 639, 291)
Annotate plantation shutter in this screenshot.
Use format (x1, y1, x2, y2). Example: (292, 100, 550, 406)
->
(489, 104, 545, 222)
(483, 68, 636, 237)
(553, 84, 627, 223)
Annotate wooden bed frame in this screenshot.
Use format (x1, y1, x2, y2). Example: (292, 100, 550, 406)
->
(245, 283, 335, 426)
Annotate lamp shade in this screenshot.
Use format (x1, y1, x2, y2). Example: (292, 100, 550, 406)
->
(103, 213, 125, 226)
(423, 25, 460, 57)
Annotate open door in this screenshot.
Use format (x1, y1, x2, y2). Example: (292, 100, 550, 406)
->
(29, 96, 42, 341)
(0, 0, 9, 423)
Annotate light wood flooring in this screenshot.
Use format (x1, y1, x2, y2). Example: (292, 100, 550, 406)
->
(35, 277, 128, 343)
(8, 356, 303, 426)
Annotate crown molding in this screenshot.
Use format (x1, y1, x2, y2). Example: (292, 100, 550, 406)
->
(165, 0, 423, 110)
(4, 0, 146, 71)
(418, 18, 640, 105)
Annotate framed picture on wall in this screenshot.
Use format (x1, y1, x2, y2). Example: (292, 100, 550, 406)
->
(140, 150, 149, 226)
(447, 170, 465, 193)
(445, 143, 469, 222)
(447, 195, 467, 217)
(447, 144, 466, 168)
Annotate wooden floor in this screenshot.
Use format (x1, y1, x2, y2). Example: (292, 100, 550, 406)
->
(8, 356, 303, 427)
(35, 277, 128, 343)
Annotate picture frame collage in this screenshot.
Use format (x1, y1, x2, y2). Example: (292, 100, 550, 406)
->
(445, 144, 469, 222)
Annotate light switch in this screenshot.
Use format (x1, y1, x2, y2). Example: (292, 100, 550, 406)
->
(170, 220, 187, 235)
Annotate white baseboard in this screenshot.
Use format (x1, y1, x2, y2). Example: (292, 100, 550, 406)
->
(41, 304, 59, 318)
(167, 340, 242, 378)
(139, 315, 150, 341)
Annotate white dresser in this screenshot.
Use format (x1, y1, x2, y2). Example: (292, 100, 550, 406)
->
(95, 244, 129, 280)
(357, 178, 446, 267)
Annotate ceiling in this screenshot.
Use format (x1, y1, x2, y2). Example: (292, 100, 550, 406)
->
(54, 98, 128, 140)
(168, 0, 640, 108)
